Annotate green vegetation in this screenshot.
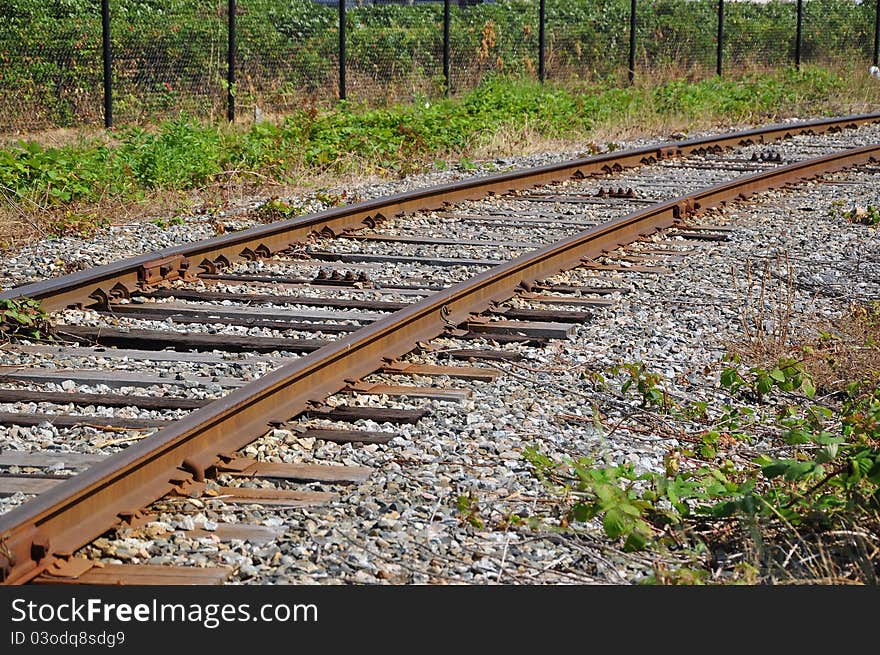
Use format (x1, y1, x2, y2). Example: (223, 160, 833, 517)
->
(456, 493, 486, 529)
(0, 68, 870, 214)
(521, 303, 880, 583)
(0, 297, 53, 341)
(48, 211, 110, 238)
(150, 215, 187, 229)
(0, 0, 875, 128)
(829, 200, 880, 227)
(846, 205, 880, 227)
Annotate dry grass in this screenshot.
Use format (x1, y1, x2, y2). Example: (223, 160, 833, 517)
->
(702, 500, 880, 584)
(0, 160, 389, 253)
(469, 120, 595, 159)
(718, 255, 880, 583)
(799, 302, 880, 395)
(0, 125, 118, 150)
(729, 252, 880, 396)
(729, 254, 798, 364)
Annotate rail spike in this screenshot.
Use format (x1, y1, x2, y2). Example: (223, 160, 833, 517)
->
(109, 282, 130, 301)
(673, 198, 695, 219)
(87, 287, 111, 310)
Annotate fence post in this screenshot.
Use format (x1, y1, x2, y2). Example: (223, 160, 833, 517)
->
(101, 0, 112, 128)
(227, 0, 236, 122)
(716, 0, 724, 77)
(443, 0, 450, 96)
(628, 0, 636, 83)
(874, 0, 879, 67)
(795, 0, 803, 69)
(339, 0, 347, 101)
(539, 0, 546, 83)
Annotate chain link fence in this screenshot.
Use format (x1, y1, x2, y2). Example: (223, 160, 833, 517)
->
(0, 3, 103, 133)
(1, 0, 878, 134)
(111, 1, 227, 125)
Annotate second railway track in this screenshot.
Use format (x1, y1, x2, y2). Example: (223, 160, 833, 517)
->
(0, 115, 879, 584)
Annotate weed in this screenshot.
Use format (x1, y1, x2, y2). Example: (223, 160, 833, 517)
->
(1, 68, 878, 247)
(614, 361, 673, 411)
(150, 215, 186, 229)
(455, 493, 485, 529)
(523, 312, 880, 583)
(313, 190, 347, 207)
(731, 254, 795, 362)
(720, 357, 816, 400)
(48, 211, 109, 238)
(0, 297, 52, 341)
(845, 204, 880, 226)
(252, 197, 306, 223)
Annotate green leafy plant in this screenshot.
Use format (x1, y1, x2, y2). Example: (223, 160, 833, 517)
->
(455, 492, 485, 529)
(845, 205, 880, 227)
(0, 297, 52, 341)
(150, 215, 186, 229)
(720, 357, 815, 400)
(252, 197, 306, 223)
(615, 361, 674, 410)
(313, 190, 347, 207)
(48, 211, 109, 238)
(523, 368, 880, 586)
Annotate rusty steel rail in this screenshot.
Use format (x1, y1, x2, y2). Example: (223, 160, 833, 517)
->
(0, 136, 878, 584)
(2, 113, 878, 313)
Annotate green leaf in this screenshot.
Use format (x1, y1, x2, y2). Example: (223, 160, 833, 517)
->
(720, 367, 740, 389)
(815, 444, 839, 464)
(624, 530, 649, 551)
(762, 459, 802, 479)
(602, 508, 627, 539)
(570, 503, 593, 523)
(801, 378, 816, 398)
(785, 428, 812, 445)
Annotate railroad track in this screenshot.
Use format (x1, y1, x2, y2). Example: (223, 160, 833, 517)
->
(0, 114, 878, 585)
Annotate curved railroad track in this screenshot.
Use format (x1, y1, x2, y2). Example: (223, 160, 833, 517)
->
(0, 114, 879, 585)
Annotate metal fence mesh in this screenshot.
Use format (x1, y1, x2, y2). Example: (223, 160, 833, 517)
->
(639, 0, 717, 78)
(802, 0, 874, 66)
(111, 1, 226, 125)
(449, 2, 540, 94)
(345, 3, 442, 103)
(0, 0, 877, 134)
(725, 1, 794, 71)
(0, 3, 103, 133)
(545, 1, 630, 84)
(238, 0, 338, 117)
